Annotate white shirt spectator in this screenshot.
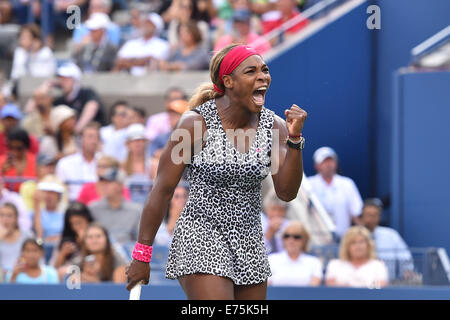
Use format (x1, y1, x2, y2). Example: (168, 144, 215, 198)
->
(117, 36, 170, 76)
(325, 259, 388, 288)
(309, 174, 363, 237)
(100, 125, 129, 162)
(55, 152, 100, 201)
(268, 251, 323, 286)
(10, 46, 56, 80)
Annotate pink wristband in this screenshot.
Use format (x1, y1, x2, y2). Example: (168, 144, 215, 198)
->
(132, 242, 153, 263)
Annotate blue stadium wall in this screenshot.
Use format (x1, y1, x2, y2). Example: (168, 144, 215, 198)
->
(265, 1, 373, 198)
(266, 0, 450, 227)
(392, 70, 450, 254)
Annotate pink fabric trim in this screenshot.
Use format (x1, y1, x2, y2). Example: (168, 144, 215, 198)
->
(132, 242, 153, 263)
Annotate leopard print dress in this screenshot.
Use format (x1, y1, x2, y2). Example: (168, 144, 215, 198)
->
(165, 99, 274, 285)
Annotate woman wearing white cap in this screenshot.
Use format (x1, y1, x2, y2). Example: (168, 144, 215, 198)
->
(39, 105, 78, 161)
(32, 175, 66, 244)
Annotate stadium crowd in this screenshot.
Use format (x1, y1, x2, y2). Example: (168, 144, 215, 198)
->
(0, 0, 416, 288)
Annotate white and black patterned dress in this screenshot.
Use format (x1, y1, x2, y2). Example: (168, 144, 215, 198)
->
(165, 99, 274, 285)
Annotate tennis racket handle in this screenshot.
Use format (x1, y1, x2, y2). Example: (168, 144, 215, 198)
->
(129, 282, 142, 300)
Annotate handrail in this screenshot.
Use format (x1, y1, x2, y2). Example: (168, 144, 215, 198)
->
(411, 25, 450, 60)
(250, 0, 341, 49)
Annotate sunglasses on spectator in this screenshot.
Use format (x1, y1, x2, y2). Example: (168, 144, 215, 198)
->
(8, 145, 25, 151)
(283, 233, 303, 240)
(114, 111, 128, 117)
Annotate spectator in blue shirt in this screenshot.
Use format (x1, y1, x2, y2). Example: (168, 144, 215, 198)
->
(360, 198, 415, 281)
(32, 175, 66, 244)
(6, 238, 59, 284)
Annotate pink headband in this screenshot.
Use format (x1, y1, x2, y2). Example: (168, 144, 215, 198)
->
(213, 45, 261, 94)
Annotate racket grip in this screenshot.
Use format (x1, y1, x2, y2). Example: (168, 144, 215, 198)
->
(129, 282, 142, 300)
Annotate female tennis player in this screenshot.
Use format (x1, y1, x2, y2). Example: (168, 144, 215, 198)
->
(126, 44, 307, 299)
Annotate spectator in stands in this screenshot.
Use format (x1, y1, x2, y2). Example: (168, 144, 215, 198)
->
(88, 167, 141, 244)
(261, 0, 309, 43)
(73, 12, 119, 73)
(0, 203, 33, 273)
(325, 226, 388, 288)
(268, 221, 322, 286)
(154, 184, 189, 246)
(19, 154, 62, 213)
(56, 122, 102, 201)
(261, 190, 291, 255)
(360, 198, 415, 281)
(22, 84, 53, 139)
(114, 13, 170, 76)
(51, 202, 93, 280)
(144, 87, 187, 142)
(72, 0, 121, 49)
(100, 100, 131, 163)
(164, 0, 211, 51)
(39, 105, 78, 162)
(0, 103, 40, 155)
(0, 127, 37, 192)
(10, 24, 56, 81)
(214, 8, 271, 55)
(6, 238, 59, 284)
(78, 155, 131, 205)
(159, 20, 210, 72)
(122, 123, 149, 177)
(77, 223, 127, 283)
(0, 177, 30, 232)
(148, 99, 189, 157)
(53, 62, 106, 133)
(119, 5, 142, 42)
(32, 175, 66, 244)
(309, 146, 363, 241)
(0, 1, 12, 24)
(128, 106, 146, 125)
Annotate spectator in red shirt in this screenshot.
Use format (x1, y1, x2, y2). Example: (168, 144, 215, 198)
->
(262, 0, 309, 42)
(77, 155, 130, 205)
(0, 104, 39, 156)
(0, 127, 37, 192)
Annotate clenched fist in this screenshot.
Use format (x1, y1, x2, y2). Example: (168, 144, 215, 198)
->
(284, 104, 307, 137)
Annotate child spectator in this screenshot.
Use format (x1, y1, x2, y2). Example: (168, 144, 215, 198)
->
(268, 221, 323, 286)
(0, 203, 33, 273)
(6, 238, 59, 284)
(78, 223, 127, 283)
(325, 226, 388, 288)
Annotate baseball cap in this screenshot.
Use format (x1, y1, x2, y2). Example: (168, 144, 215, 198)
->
(99, 167, 126, 183)
(145, 12, 164, 35)
(85, 12, 111, 30)
(57, 62, 82, 80)
(233, 9, 252, 22)
(313, 146, 337, 165)
(126, 123, 147, 141)
(1, 103, 22, 120)
(167, 99, 188, 114)
(50, 105, 77, 132)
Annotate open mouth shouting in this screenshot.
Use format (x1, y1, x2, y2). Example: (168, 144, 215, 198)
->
(252, 86, 268, 107)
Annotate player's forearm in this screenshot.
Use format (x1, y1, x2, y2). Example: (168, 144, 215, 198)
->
(274, 148, 303, 201)
(137, 185, 174, 246)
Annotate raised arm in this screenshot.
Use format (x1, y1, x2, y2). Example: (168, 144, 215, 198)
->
(271, 105, 307, 202)
(126, 110, 205, 290)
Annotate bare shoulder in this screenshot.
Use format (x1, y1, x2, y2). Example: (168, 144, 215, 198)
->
(175, 110, 205, 131)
